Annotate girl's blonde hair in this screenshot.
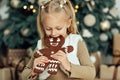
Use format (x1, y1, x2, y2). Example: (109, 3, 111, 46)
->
(37, 0, 78, 47)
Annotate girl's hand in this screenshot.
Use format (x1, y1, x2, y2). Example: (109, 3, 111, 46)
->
(32, 56, 49, 75)
(33, 56, 49, 68)
(51, 50, 71, 71)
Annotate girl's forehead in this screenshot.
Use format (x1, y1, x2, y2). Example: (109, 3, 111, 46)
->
(43, 11, 68, 20)
(43, 12, 68, 25)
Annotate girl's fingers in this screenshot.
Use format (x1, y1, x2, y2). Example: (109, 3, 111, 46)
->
(51, 51, 67, 62)
(34, 56, 49, 66)
(51, 50, 66, 57)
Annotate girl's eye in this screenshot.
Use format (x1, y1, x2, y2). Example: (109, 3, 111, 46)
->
(57, 27, 62, 30)
(45, 28, 52, 31)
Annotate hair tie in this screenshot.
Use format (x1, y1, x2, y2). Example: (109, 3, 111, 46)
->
(60, 0, 67, 8)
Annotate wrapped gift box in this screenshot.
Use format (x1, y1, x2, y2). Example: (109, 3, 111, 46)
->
(0, 67, 15, 80)
(17, 72, 22, 80)
(7, 49, 27, 65)
(113, 57, 120, 65)
(12, 58, 25, 72)
(90, 51, 101, 77)
(113, 34, 120, 56)
(113, 34, 120, 65)
(12, 57, 30, 72)
(100, 64, 120, 80)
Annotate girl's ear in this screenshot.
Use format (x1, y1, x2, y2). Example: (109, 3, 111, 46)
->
(67, 18, 72, 28)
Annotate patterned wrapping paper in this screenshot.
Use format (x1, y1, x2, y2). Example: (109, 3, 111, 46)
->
(7, 49, 27, 65)
(113, 34, 120, 56)
(113, 34, 120, 65)
(113, 57, 120, 65)
(4, 49, 31, 80)
(100, 64, 120, 80)
(0, 67, 15, 80)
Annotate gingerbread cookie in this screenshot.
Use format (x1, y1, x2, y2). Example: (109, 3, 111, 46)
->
(34, 35, 73, 74)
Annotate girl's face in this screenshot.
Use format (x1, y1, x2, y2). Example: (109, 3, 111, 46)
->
(43, 12, 71, 38)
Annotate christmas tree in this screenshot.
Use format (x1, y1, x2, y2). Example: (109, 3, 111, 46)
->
(0, 0, 120, 55)
(0, 0, 39, 49)
(72, 0, 120, 55)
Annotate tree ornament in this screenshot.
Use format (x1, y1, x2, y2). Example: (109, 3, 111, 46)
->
(111, 28, 119, 34)
(100, 20, 111, 31)
(107, 15, 113, 19)
(86, 2, 93, 11)
(23, 5, 34, 15)
(30, 5, 34, 9)
(82, 29, 93, 38)
(23, 5, 27, 10)
(117, 21, 120, 26)
(74, 9, 78, 13)
(76, 21, 80, 25)
(84, 0, 95, 11)
(90, 0, 95, 7)
(109, 7, 118, 18)
(32, 9, 37, 13)
(84, 14, 96, 27)
(10, 0, 20, 8)
(0, 4, 9, 20)
(3, 29, 10, 35)
(102, 7, 109, 13)
(99, 33, 108, 42)
(21, 28, 29, 37)
(75, 5, 79, 9)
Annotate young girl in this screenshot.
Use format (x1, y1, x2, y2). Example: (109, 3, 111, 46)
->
(22, 0, 96, 80)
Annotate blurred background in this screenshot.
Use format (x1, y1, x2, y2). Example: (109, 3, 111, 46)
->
(0, 0, 120, 80)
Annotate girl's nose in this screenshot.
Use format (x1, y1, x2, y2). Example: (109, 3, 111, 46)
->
(51, 30, 57, 37)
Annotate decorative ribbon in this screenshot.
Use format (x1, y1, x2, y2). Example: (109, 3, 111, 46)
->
(113, 50, 120, 57)
(14, 57, 25, 80)
(112, 59, 120, 80)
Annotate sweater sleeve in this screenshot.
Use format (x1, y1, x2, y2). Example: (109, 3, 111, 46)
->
(69, 40, 96, 79)
(21, 48, 39, 80)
